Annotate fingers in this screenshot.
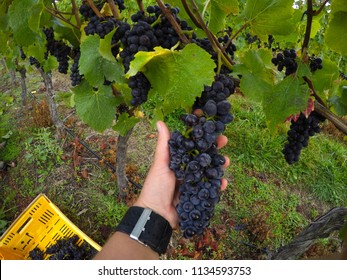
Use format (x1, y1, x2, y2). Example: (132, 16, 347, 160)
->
(223, 156, 230, 168)
(216, 135, 228, 149)
(152, 121, 171, 166)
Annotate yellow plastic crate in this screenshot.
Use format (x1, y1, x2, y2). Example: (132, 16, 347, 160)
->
(0, 193, 101, 260)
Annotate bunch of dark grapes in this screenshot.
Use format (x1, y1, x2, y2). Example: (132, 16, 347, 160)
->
(119, 5, 194, 106)
(28, 235, 98, 260)
(70, 50, 83, 86)
(282, 111, 325, 164)
(340, 72, 347, 80)
(245, 33, 259, 45)
(119, 21, 158, 105)
(84, 16, 118, 38)
(169, 74, 235, 239)
(79, 0, 125, 19)
(83, 14, 130, 58)
(128, 73, 151, 106)
(79, 1, 104, 19)
(193, 35, 235, 75)
(53, 41, 71, 74)
(271, 49, 298, 76)
(218, 35, 237, 59)
(43, 27, 55, 54)
(43, 27, 71, 74)
(114, 0, 125, 11)
(119, 21, 158, 71)
(309, 55, 323, 72)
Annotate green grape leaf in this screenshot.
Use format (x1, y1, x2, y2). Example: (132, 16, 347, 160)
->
(209, 0, 239, 34)
(311, 59, 339, 95)
(79, 34, 124, 87)
(127, 44, 215, 117)
(99, 29, 117, 61)
(233, 49, 274, 102)
(325, 11, 347, 56)
(296, 61, 311, 79)
(73, 80, 119, 132)
(263, 76, 310, 131)
(43, 55, 57, 73)
(27, 42, 46, 64)
(330, 0, 347, 13)
(0, 32, 9, 53)
(8, 0, 43, 46)
(243, 0, 295, 39)
(52, 18, 81, 48)
(0, 14, 8, 30)
(329, 85, 347, 116)
(239, 73, 272, 103)
(113, 113, 140, 136)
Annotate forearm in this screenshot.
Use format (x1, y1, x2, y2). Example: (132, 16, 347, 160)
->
(93, 231, 159, 260)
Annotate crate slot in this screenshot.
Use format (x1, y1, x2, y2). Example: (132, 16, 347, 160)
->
(40, 235, 47, 242)
(38, 216, 49, 224)
(16, 217, 32, 234)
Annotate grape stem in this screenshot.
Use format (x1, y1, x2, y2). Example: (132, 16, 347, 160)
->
(136, 0, 145, 12)
(186, 0, 233, 69)
(71, 0, 81, 27)
(301, 0, 313, 60)
(302, 76, 326, 108)
(181, 0, 203, 28)
(107, 0, 120, 19)
(223, 23, 249, 52)
(45, 7, 79, 29)
(86, 0, 103, 18)
(313, 0, 330, 16)
(156, 0, 190, 44)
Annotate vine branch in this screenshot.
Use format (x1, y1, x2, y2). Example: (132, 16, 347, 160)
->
(45, 7, 79, 29)
(301, 0, 313, 60)
(86, 0, 103, 18)
(313, 0, 330, 16)
(107, 0, 120, 19)
(46, 7, 74, 15)
(223, 23, 249, 52)
(181, 0, 203, 28)
(188, 0, 233, 69)
(314, 101, 347, 135)
(71, 0, 81, 28)
(303, 76, 326, 107)
(156, 0, 190, 44)
(136, 0, 145, 12)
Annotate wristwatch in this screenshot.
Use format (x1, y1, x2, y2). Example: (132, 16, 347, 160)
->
(115, 206, 172, 255)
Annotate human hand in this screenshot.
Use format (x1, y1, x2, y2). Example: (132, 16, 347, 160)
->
(134, 121, 230, 229)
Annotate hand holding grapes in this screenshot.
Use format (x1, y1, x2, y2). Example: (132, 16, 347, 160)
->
(94, 120, 229, 259)
(134, 121, 230, 229)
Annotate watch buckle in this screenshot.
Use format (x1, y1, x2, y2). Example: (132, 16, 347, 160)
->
(130, 208, 152, 245)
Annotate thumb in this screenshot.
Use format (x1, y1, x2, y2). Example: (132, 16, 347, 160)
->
(152, 121, 171, 166)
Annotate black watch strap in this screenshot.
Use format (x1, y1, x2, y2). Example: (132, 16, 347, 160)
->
(115, 206, 172, 255)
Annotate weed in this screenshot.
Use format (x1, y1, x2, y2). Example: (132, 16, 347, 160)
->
(0, 131, 22, 162)
(24, 127, 63, 180)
